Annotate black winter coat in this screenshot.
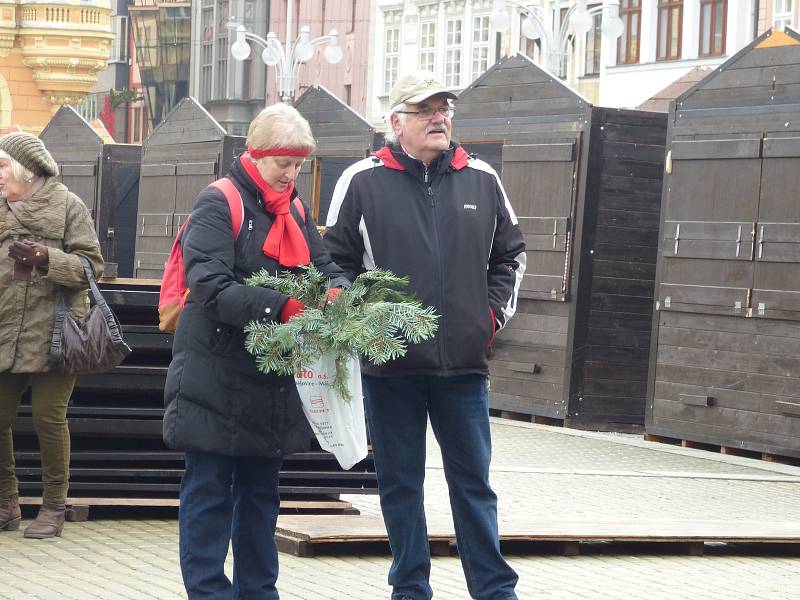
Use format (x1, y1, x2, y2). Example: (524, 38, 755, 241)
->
(163, 158, 349, 457)
(324, 143, 526, 377)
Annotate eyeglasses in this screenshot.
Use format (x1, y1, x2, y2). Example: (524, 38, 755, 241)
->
(396, 106, 456, 120)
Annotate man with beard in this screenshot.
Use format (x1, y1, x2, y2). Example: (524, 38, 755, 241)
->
(324, 71, 526, 600)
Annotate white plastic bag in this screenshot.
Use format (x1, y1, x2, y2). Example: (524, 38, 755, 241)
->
(294, 352, 368, 470)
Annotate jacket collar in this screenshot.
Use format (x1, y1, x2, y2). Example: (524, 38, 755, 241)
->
(0, 178, 68, 242)
(373, 143, 469, 175)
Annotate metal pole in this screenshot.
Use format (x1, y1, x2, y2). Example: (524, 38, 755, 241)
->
(284, 0, 294, 101)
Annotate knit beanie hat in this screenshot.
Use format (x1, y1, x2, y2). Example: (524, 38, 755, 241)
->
(0, 132, 59, 178)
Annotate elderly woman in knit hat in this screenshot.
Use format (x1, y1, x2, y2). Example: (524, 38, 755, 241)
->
(0, 132, 103, 539)
(162, 102, 348, 599)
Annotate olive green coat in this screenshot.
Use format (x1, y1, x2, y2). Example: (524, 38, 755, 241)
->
(0, 178, 104, 373)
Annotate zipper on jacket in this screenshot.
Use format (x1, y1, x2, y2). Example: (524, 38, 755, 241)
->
(425, 174, 447, 370)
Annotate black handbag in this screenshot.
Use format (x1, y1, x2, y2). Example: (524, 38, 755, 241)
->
(49, 255, 131, 374)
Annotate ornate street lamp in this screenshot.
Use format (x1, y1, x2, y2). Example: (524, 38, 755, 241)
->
(490, 0, 624, 77)
(228, 0, 343, 103)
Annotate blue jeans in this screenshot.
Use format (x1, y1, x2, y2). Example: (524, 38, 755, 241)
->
(179, 451, 283, 600)
(363, 374, 518, 600)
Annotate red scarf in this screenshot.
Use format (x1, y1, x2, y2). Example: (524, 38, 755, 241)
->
(240, 154, 310, 267)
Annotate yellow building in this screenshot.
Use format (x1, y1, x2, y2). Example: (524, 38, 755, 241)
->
(0, 0, 114, 133)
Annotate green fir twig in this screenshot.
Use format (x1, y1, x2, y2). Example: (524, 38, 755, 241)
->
(244, 265, 438, 400)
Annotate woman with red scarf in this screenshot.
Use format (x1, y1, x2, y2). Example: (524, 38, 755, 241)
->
(162, 103, 349, 599)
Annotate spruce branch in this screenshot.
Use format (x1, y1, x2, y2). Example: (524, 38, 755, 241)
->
(244, 266, 439, 400)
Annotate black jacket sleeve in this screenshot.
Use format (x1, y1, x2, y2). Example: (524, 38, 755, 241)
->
(182, 188, 288, 329)
(321, 183, 366, 283)
(487, 180, 526, 331)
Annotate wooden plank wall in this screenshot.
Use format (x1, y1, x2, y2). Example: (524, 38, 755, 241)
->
(39, 108, 103, 217)
(134, 99, 227, 278)
(296, 87, 374, 156)
(456, 55, 588, 420)
(647, 36, 800, 456)
(570, 109, 667, 431)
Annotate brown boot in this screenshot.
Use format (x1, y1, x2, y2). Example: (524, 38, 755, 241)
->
(23, 501, 66, 539)
(0, 494, 21, 531)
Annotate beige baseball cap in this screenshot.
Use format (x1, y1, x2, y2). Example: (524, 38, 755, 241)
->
(389, 71, 457, 109)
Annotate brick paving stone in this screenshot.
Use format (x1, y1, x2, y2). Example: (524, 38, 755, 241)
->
(2, 420, 800, 599)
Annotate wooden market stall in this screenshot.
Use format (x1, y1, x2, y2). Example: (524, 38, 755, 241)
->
(456, 53, 667, 431)
(133, 96, 246, 279)
(294, 85, 382, 224)
(14, 99, 377, 508)
(39, 105, 141, 277)
(646, 28, 800, 458)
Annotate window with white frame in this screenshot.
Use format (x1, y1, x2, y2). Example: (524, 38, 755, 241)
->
(384, 26, 400, 94)
(584, 11, 602, 76)
(519, 12, 541, 62)
(200, 1, 214, 103)
(108, 16, 128, 63)
(774, 0, 793, 29)
(471, 14, 490, 81)
(215, 0, 229, 100)
(419, 21, 436, 72)
(445, 18, 462, 88)
(74, 94, 99, 123)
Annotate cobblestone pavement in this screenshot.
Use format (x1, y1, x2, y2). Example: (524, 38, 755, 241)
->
(1, 419, 799, 600)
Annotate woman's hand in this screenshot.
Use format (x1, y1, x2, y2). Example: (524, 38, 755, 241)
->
(8, 240, 49, 268)
(326, 287, 343, 304)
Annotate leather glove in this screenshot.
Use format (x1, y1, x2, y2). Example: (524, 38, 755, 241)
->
(325, 287, 343, 304)
(8, 240, 48, 268)
(279, 298, 305, 323)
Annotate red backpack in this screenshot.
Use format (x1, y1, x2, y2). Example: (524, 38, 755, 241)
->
(157, 178, 305, 333)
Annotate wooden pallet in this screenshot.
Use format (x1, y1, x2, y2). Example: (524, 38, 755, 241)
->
(274, 514, 800, 557)
(19, 497, 357, 521)
(643, 433, 800, 466)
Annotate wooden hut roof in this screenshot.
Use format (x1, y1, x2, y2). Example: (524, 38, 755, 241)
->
(674, 27, 800, 115)
(457, 53, 589, 120)
(295, 85, 373, 133)
(145, 96, 227, 146)
(637, 66, 714, 113)
(39, 105, 103, 148)
(295, 86, 375, 155)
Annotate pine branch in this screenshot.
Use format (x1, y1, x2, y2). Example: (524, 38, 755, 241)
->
(244, 267, 439, 400)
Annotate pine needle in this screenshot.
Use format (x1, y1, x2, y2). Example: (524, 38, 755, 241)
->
(244, 265, 438, 400)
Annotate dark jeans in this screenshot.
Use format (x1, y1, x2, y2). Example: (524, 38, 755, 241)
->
(179, 451, 283, 600)
(363, 374, 518, 600)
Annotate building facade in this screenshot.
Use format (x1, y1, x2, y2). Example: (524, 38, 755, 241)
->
(600, 1, 760, 108)
(73, 0, 138, 143)
(267, 0, 373, 113)
(757, 0, 799, 33)
(188, 0, 268, 136)
(370, 0, 500, 123)
(0, 0, 115, 133)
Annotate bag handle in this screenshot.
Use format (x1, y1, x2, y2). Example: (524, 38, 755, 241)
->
(50, 255, 109, 363)
(53, 256, 123, 337)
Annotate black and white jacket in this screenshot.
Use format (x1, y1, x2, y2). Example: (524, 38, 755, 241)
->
(324, 142, 526, 377)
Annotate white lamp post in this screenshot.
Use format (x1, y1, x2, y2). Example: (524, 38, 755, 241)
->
(490, 0, 623, 77)
(228, 0, 343, 103)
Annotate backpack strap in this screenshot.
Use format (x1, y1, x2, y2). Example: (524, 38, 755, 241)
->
(291, 197, 306, 222)
(209, 177, 245, 239)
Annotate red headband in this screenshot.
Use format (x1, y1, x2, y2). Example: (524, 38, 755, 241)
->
(248, 146, 311, 159)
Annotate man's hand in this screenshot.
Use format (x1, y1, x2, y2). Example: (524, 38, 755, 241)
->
(8, 240, 49, 268)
